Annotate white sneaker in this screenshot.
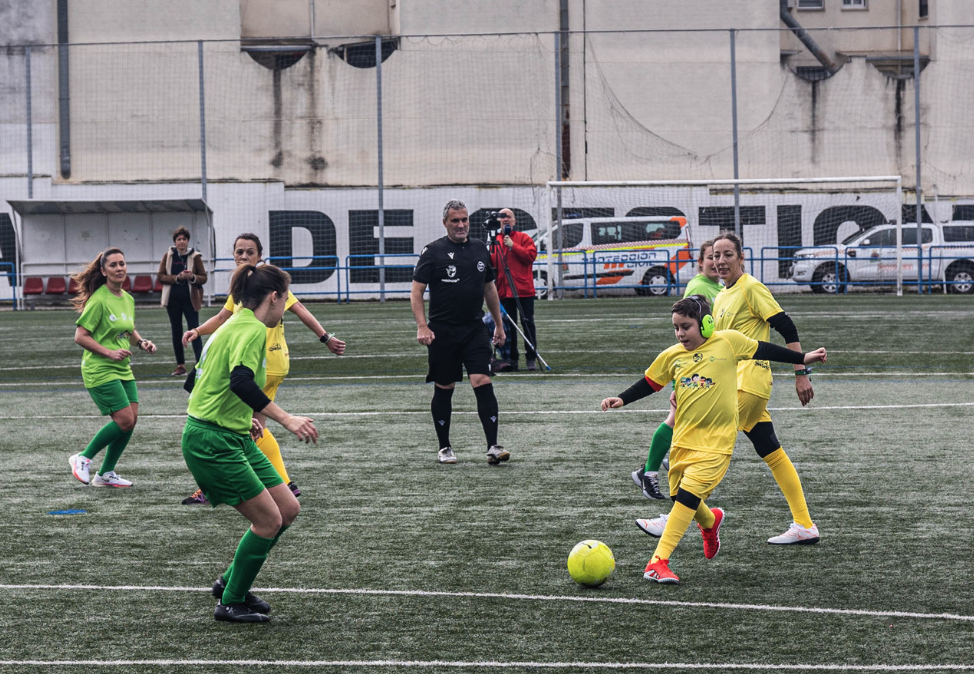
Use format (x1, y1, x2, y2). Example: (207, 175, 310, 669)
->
(91, 471, 133, 488)
(486, 445, 510, 465)
(636, 513, 669, 538)
(767, 522, 820, 545)
(437, 447, 458, 464)
(69, 453, 92, 485)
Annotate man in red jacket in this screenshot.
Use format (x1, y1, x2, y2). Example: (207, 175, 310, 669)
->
(489, 209, 539, 371)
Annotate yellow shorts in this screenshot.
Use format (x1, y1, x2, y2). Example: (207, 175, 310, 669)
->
(262, 374, 286, 402)
(737, 390, 772, 432)
(667, 446, 731, 500)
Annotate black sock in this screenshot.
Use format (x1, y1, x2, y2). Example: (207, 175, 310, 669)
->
(473, 383, 499, 448)
(431, 386, 454, 449)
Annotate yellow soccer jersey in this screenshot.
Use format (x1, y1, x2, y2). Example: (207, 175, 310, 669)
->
(645, 330, 759, 455)
(712, 273, 783, 399)
(224, 290, 298, 376)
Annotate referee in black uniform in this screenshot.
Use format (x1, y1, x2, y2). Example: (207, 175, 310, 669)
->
(411, 199, 509, 465)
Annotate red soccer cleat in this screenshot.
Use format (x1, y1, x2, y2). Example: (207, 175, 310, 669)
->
(643, 558, 680, 584)
(698, 507, 724, 560)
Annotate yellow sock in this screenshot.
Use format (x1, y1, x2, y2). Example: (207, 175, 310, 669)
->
(694, 500, 715, 529)
(651, 501, 697, 563)
(764, 448, 813, 528)
(255, 429, 290, 484)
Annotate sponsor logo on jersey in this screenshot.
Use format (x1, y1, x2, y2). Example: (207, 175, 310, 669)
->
(693, 353, 703, 363)
(477, 261, 485, 272)
(109, 313, 117, 322)
(446, 265, 456, 278)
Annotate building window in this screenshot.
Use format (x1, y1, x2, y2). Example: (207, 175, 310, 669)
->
(919, 0, 929, 18)
(842, 0, 867, 8)
(797, 0, 824, 9)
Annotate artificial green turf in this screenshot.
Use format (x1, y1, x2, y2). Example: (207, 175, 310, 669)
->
(0, 296, 972, 672)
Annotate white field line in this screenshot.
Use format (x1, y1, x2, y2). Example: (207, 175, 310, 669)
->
(1, 583, 973, 624)
(8, 401, 974, 421)
(4, 351, 974, 371)
(0, 659, 971, 671)
(3, 371, 974, 384)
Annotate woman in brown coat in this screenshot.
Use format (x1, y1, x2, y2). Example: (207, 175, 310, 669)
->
(158, 227, 208, 376)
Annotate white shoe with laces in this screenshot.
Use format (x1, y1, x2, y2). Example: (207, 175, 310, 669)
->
(486, 445, 510, 465)
(437, 447, 458, 464)
(767, 522, 820, 545)
(636, 513, 669, 538)
(91, 471, 133, 488)
(69, 453, 92, 485)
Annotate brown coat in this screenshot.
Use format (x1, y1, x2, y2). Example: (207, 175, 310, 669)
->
(158, 247, 207, 312)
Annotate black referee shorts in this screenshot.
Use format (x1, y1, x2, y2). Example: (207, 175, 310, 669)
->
(426, 320, 493, 385)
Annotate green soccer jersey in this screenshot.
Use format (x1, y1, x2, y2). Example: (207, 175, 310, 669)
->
(76, 284, 137, 388)
(187, 308, 268, 434)
(683, 274, 723, 302)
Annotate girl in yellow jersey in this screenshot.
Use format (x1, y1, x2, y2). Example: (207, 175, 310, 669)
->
(711, 231, 820, 545)
(601, 296, 826, 584)
(179, 233, 346, 504)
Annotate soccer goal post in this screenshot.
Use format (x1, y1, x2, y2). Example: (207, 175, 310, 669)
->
(542, 176, 904, 298)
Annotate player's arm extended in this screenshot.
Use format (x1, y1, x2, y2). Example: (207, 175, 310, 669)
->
(752, 341, 826, 367)
(601, 376, 664, 410)
(768, 311, 814, 406)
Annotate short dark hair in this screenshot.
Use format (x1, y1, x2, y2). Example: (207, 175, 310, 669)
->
(172, 227, 191, 242)
(229, 264, 290, 309)
(672, 295, 710, 323)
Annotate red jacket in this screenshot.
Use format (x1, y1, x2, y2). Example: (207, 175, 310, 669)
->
(489, 230, 537, 299)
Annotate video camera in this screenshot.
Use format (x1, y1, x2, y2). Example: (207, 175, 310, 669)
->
(485, 211, 512, 236)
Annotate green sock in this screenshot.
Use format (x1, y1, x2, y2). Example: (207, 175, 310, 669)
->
(222, 529, 275, 605)
(82, 421, 127, 460)
(99, 429, 133, 474)
(644, 421, 674, 473)
(221, 524, 290, 587)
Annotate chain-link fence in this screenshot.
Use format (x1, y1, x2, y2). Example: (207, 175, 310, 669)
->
(2, 26, 974, 304)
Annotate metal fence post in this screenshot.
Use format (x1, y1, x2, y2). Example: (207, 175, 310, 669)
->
(25, 45, 33, 199)
(913, 26, 923, 293)
(730, 29, 741, 237)
(554, 31, 564, 299)
(198, 41, 208, 204)
(376, 36, 386, 302)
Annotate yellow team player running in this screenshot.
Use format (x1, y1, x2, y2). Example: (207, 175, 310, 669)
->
(632, 239, 721, 501)
(601, 295, 827, 584)
(711, 231, 821, 544)
(181, 263, 318, 622)
(180, 233, 345, 504)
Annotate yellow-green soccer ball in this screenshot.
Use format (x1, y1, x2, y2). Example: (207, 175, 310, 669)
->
(567, 540, 615, 587)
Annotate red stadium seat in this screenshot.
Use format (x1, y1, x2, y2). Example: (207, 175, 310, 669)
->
(153, 277, 164, 293)
(23, 277, 44, 295)
(45, 277, 67, 294)
(122, 277, 132, 291)
(68, 277, 80, 295)
(132, 275, 153, 293)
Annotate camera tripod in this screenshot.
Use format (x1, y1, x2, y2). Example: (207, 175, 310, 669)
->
(489, 232, 551, 371)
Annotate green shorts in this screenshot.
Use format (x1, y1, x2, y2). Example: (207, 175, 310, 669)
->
(87, 379, 139, 415)
(181, 416, 284, 507)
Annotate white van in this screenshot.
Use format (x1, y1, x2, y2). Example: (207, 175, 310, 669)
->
(533, 216, 694, 296)
(789, 221, 974, 294)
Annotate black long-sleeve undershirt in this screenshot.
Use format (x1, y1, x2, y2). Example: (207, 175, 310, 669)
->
(229, 365, 272, 412)
(767, 311, 800, 345)
(616, 340, 806, 406)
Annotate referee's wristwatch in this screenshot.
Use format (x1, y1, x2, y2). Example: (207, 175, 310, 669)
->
(795, 368, 812, 377)
(320, 332, 334, 344)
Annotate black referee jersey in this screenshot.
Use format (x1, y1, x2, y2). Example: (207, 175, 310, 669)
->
(413, 236, 496, 325)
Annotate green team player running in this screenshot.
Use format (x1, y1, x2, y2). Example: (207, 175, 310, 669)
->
(181, 263, 318, 623)
(69, 247, 157, 488)
(632, 239, 721, 500)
